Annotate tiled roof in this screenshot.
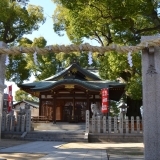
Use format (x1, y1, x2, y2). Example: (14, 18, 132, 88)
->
(19, 79, 125, 92)
(44, 63, 101, 81)
(13, 100, 39, 108)
(18, 62, 125, 101)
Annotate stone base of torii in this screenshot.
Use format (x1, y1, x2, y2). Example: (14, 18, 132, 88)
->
(0, 36, 160, 159)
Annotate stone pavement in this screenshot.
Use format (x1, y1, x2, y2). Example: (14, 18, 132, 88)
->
(0, 140, 144, 160)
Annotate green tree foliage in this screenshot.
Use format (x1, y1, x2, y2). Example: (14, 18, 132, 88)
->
(12, 39, 99, 101)
(24, 37, 57, 81)
(109, 101, 120, 117)
(0, 0, 45, 43)
(51, 0, 155, 100)
(6, 37, 58, 83)
(99, 51, 142, 100)
(5, 54, 31, 84)
(15, 89, 38, 102)
(6, 36, 99, 84)
(52, 0, 159, 45)
(0, 0, 51, 83)
(55, 51, 98, 69)
(52, 0, 157, 117)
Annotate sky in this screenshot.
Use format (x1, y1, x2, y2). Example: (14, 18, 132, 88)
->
(4, 0, 98, 100)
(5, 0, 65, 99)
(24, 0, 72, 46)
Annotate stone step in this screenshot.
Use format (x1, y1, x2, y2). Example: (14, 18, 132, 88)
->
(32, 123, 85, 131)
(23, 131, 88, 142)
(23, 137, 87, 142)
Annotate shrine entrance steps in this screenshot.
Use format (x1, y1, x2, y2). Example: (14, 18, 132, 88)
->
(23, 131, 87, 142)
(32, 122, 85, 133)
(2, 122, 87, 142)
(25, 122, 87, 142)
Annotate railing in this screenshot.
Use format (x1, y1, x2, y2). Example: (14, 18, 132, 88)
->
(85, 110, 143, 134)
(1, 109, 32, 132)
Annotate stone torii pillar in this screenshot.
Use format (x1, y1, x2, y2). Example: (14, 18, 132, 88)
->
(0, 42, 7, 140)
(141, 36, 160, 160)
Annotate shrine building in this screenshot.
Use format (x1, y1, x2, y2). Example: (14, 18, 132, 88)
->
(18, 61, 125, 123)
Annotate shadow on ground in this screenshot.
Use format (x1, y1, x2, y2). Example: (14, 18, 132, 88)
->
(0, 153, 46, 160)
(106, 147, 144, 156)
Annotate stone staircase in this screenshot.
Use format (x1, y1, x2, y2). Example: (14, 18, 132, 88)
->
(23, 131, 88, 142)
(2, 122, 88, 142)
(32, 122, 85, 132)
(24, 122, 88, 142)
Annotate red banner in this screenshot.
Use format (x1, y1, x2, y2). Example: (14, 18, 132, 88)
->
(101, 88, 109, 114)
(8, 85, 12, 112)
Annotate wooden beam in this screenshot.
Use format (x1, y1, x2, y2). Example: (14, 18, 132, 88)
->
(39, 94, 42, 116)
(86, 90, 89, 110)
(73, 91, 75, 117)
(52, 92, 56, 123)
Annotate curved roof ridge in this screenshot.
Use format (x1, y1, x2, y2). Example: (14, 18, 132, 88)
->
(13, 100, 39, 108)
(18, 79, 125, 92)
(44, 63, 101, 81)
(44, 64, 72, 81)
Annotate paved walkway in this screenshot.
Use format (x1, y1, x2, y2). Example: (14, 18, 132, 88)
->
(0, 141, 144, 160)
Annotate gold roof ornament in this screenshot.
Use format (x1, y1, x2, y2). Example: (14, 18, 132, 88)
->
(58, 77, 63, 80)
(72, 68, 77, 73)
(85, 76, 93, 81)
(65, 84, 74, 89)
(33, 92, 39, 97)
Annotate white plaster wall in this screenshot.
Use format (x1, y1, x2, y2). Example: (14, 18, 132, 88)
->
(14, 102, 39, 117)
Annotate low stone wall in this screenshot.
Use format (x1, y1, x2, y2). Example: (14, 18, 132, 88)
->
(1, 132, 23, 140)
(1, 107, 32, 133)
(88, 133, 143, 143)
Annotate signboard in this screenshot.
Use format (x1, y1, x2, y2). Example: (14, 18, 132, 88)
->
(8, 85, 12, 112)
(101, 88, 109, 114)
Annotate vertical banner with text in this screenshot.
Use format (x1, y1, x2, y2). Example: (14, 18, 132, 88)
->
(101, 88, 109, 114)
(8, 85, 12, 112)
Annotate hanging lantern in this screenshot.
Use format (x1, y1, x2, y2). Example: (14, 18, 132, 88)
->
(101, 88, 109, 114)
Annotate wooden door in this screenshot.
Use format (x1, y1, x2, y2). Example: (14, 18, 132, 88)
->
(41, 100, 53, 121)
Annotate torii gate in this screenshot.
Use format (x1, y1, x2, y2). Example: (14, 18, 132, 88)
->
(141, 35, 160, 160)
(0, 36, 160, 159)
(0, 42, 7, 141)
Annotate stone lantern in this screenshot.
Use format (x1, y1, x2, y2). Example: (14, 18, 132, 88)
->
(118, 100, 128, 119)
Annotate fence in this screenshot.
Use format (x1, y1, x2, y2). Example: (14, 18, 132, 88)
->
(85, 110, 143, 134)
(1, 107, 31, 132)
